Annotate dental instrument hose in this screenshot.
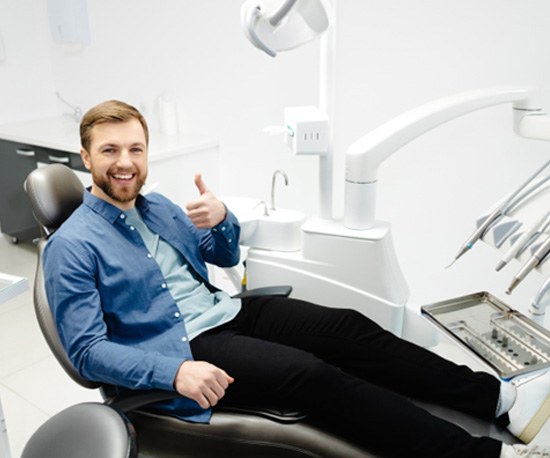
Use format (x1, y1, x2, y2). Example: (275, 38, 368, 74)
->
(447, 156, 550, 268)
(504, 174, 550, 215)
(496, 210, 550, 272)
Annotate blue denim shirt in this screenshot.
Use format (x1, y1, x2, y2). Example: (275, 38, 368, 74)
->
(43, 190, 241, 422)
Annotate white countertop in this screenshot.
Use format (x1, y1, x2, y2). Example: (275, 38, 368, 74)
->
(0, 272, 27, 305)
(0, 117, 218, 163)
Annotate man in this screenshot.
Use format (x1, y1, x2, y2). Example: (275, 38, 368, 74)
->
(44, 99, 550, 457)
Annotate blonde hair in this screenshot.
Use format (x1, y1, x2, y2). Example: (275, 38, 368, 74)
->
(80, 100, 149, 151)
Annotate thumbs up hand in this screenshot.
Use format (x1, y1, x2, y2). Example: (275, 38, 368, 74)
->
(185, 174, 226, 229)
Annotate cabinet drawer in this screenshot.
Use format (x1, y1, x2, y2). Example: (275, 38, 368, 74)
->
(36, 148, 87, 172)
(0, 140, 46, 163)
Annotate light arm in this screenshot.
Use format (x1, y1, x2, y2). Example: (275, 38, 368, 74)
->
(344, 86, 549, 230)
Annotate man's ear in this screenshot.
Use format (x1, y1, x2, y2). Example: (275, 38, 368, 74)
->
(80, 148, 91, 171)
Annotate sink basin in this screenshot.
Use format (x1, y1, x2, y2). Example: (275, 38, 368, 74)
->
(245, 208, 306, 251)
(221, 197, 306, 251)
(221, 196, 264, 241)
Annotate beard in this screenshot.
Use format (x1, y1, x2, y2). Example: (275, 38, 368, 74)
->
(91, 168, 146, 204)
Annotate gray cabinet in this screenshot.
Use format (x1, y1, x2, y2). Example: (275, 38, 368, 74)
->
(0, 139, 87, 243)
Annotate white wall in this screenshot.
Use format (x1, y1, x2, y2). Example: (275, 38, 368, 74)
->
(1, 0, 550, 312)
(0, 0, 57, 123)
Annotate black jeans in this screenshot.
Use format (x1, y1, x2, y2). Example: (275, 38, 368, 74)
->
(191, 296, 503, 458)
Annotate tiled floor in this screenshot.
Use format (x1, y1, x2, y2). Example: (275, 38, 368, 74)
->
(0, 235, 101, 458)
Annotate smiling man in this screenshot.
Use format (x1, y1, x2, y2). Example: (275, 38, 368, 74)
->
(81, 115, 148, 208)
(43, 100, 550, 458)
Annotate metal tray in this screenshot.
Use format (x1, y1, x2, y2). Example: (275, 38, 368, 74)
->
(421, 292, 550, 379)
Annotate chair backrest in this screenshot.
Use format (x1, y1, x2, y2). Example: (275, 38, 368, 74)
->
(21, 402, 137, 458)
(25, 164, 100, 389)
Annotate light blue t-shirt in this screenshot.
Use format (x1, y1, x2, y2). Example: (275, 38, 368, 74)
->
(124, 207, 241, 340)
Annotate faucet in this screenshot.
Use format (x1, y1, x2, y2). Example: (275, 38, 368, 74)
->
(528, 275, 550, 325)
(271, 170, 289, 211)
(254, 200, 270, 216)
(56, 92, 82, 122)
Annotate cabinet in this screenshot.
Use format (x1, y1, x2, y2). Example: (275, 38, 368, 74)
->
(0, 139, 87, 243)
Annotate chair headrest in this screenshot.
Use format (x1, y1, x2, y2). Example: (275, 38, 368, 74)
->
(25, 164, 85, 234)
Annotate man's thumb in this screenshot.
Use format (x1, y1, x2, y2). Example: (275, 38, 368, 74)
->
(194, 173, 208, 195)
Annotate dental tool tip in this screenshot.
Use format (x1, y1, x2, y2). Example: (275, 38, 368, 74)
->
(506, 278, 520, 295)
(495, 260, 506, 272)
(446, 245, 471, 269)
(444, 259, 456, 269)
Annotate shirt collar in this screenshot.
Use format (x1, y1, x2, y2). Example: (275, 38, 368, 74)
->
(83, 190, 151, 224)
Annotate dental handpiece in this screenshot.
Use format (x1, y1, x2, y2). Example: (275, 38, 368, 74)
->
(447, 157, 550, 268)
(446, 207, 502, 268)
(496, 211, 550, 272)
(506, 234, 550, 294)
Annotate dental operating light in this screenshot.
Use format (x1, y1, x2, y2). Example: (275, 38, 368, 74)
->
(241, 0, 331, 57)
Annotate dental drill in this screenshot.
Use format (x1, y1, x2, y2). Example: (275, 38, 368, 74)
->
(446, 156, 550, 268)
(507, 233, 550, 294)
(528, 275, 550, 325)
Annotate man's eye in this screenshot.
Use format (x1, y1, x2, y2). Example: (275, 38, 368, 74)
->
(102, 148, 114, 154)
(131, 148, 144, 154)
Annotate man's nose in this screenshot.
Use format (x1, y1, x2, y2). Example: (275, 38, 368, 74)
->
(116, 149, 133, 168)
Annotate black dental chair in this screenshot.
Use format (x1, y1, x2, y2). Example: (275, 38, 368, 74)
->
(22, 164, 516, 458)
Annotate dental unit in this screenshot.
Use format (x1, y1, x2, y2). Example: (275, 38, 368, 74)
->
(241, 0, 550, 355)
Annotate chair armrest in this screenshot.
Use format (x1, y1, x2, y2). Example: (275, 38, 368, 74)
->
(233, 285, 292, 299)
(106, 388, 307, 424)
(105, 389, 180, 413)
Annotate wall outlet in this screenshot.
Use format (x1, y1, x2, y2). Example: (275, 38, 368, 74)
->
(284, 106, 329, 155)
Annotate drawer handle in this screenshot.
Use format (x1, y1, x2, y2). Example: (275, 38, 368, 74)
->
(16, 148, 36, 157)
(48, 155, 70, 164)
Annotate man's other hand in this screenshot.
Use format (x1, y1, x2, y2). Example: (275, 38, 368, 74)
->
(174, 360, 234, 409)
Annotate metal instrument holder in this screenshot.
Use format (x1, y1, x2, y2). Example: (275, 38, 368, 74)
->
(422, 292, 550, 379)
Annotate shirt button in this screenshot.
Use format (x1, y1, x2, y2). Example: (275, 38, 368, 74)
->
(174, 312, 181, 318)
(221, 226, 226, 232)
(181, 336, 188, 342)
(228, 238, 233, 243)
(147, 253, 152, 259)
(130, 226, 135, 231)
(161, 283, 167, 289)
(119, 214, 126, 220)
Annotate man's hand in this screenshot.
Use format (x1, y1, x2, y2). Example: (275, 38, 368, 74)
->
(174, 360, 234, 409)
(185, 174, 226, 229)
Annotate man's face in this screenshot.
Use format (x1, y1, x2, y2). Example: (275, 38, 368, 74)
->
(81, 119, 148, 210)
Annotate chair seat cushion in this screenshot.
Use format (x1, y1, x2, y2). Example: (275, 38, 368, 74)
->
(129, 408, 375, 458)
